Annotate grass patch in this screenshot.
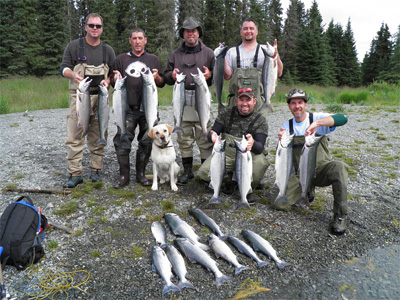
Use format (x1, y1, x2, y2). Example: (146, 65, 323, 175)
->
(13, 174, 25, 180)
(325, 104, 344, 113)
(146, 214, 163, 222)
(75, 229, 83, 237)
(87, 219, 97, 225)
(2, 183, 18, 191)
(92, 206, 105, 215)
(230, 278, 270, 300)
(47, 241, 58, 249)
(133, 208, 143, 216)
(143, 201, 153, 207)
(108, 187, 136, 199)
(130, 245, 144, 259)
(54, 200, 78, 216)
(160, 199, 175, 213)
(9, 123, 19, 127)
(91, 251, 100, 258)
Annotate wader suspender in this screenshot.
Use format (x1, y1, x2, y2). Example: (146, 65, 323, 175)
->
(289, 113, 313, 135)
(236, 44, 261, 68)
(226, 108, 262, 135)
(77, 38, 107, 64)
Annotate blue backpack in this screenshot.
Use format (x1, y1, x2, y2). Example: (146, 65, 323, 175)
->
(0, 196, 47, 270)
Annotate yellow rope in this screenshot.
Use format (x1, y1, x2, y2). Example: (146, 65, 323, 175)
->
(16, 269, 90, 300)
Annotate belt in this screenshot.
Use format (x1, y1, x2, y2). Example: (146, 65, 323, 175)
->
(89, 87, 99, 95)
(131, 105, 140, 110)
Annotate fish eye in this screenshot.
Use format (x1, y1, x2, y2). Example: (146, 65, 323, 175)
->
(141, 67, 146, 73)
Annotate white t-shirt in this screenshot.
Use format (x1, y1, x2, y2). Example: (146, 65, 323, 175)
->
(225, 43, 274, 70)
(282, 112, 335, 136)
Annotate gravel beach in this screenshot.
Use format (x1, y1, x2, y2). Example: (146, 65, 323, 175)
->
(0, 103, 399, 299)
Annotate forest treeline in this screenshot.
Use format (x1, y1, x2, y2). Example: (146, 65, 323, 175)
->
(0, 0, 399, 86)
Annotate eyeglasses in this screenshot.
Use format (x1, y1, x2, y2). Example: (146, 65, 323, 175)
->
(238, 87, 253, 93)
(87, 24, 102, 29)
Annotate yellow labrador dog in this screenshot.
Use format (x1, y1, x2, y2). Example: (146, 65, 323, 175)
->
(148, 124, 180, 191)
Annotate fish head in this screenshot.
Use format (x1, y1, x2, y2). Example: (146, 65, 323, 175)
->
(152, 245, 162, 254)
(234, 136, 248, 153)
(98, 84, 108, 95)
(214, 43, 226, 56)
(207, 233, 217, 241)
(280, 131, 295, 148)
(115, 76, 127, 90)
(141, 67, 154, 85)
(213, 136, 226, 153)
(78, 77, 92, 91)
(176, 72, 186, 84)
(305, 132, 322, 147)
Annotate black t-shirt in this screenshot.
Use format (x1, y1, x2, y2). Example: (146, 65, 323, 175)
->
(111, 51, 164, 107)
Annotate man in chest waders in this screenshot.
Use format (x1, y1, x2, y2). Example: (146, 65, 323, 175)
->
(60, 13, 116, 188)
(273, 89, 350, 234)
(198, 88, 269, 205)
(224, 18, 283, 119)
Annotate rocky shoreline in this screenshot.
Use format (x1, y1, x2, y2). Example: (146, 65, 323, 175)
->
(0, 103, 399, 299)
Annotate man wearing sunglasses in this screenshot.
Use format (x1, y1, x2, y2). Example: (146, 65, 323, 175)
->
(164, 17, 215, 185)
(273, 89, 349, 234)
(61, 13, 116, 188)
(224, 18, 283, 117)
(198, 88, 269, 205)
(110, 28, 165, 188)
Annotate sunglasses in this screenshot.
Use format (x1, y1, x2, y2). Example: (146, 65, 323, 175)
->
(87, 24, 102, 29)
(238, 87, 253, 93)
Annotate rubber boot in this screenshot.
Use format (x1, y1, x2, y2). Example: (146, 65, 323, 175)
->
(115, 155, 130, 189)
(178, 163, 194, 185)
(136, 147, 151, 186)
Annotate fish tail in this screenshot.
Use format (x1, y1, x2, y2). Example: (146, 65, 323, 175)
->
(267, 102, 274, 112)
(200, 130, 208, 140)
(234, 265, 250, 276)
(162, 283, 180, 296)
(299, 195, 310, 206)
(209, 195, 224, 205)
(219, 235, 228, 240)
(237, 201, 250, 210)
(160, 243, 168, 249)
(274, 195, 289, 205)
(95, 138, 107, 146)
(173, 126, 184, 134)
(215, 274, 233, 288)
(276, 260, 291, 270)
(257, 260, 270, 268)
(198, 242, 210, 251)
(178, 280, 196, 290)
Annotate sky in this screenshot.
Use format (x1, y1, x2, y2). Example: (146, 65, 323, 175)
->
(280, 0, 399, 62)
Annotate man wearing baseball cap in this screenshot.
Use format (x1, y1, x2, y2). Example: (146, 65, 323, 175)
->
(164, 17, 215, 185)
(273, 88, 349, 234)
(198, 87, 269, 206)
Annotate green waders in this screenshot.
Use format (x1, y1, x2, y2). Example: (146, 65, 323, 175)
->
(198, 133, 269, 188)
(272, 135, 349, 217)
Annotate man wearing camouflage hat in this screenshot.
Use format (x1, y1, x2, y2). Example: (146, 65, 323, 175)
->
(198, 87, 269, 205)
(164, 17, 215, 185)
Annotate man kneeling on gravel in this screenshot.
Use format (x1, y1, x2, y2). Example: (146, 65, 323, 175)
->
(198, 87, 269, 205)
(273, 89, 349, 234)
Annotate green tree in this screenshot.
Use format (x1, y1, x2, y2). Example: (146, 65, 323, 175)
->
(203, 0, 224, 49)
(153, 0, 176, 65)
(362, 23, 392, 84)
(295, 1, 333, 86)
(377, 25, 400, 83)
(38, 0, 68, 76)
(223, 0, 242, 47)
(341, 19, 361, 86)
(280, 0, 304, 80)
(267, 0, 283, 42)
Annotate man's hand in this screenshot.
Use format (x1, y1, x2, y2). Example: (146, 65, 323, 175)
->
(72, 70, 83, 85)
(203, 66, 211, 80)
(245, 134, 254, 151)
(113, 70, 122, 82)
(278, 127, 285, 140)
(152, 68, 163, 85)
(172, 68, 180, 81)
(210, 130, 218, 143)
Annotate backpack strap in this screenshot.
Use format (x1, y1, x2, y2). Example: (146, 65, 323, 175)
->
(16, 195, 33, 205)
(236, 46, 241, 68)
(246, 113, 261, 135)
(226, 107, 237, 134)
(102, 41, 107, 64)
(78, 37, 86, 63)
(253, 44, 260, 68)
(289, 112, 314, 135)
